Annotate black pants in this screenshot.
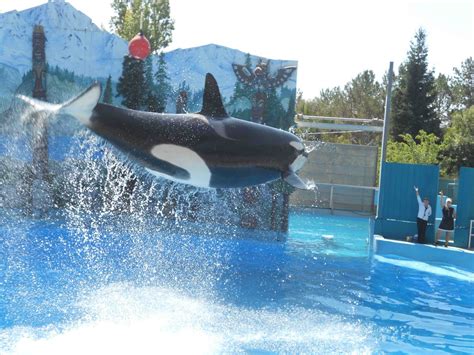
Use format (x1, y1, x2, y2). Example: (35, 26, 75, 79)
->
(417, 218, 428, 244)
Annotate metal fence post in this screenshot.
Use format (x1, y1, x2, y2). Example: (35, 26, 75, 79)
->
(377, 62, 394, 219)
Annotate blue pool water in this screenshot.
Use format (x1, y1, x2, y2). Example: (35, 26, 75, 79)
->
(0, 210, 473, 354)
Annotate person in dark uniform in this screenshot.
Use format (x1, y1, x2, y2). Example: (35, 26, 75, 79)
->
(435, 190, 456, 247)
(414, 186, 432, 244)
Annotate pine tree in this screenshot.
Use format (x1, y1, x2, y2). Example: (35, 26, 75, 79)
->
(144, 56, 154, 90)
(154, 52, 171, 112)
(283, 88, 296, 131)
(434, 73, 452, 126)
(263, 88, 286, 128)
(450, 57, 474, 110)
(228, 53, 255, 120)
(117, 55, 146, 110)
(391, 29, 440, 141)
(145, 91, 160, 112)
(175, 80, 190, 113)
(344, 70, 384, 119)
(143, 56, 160, 112)
(103, 75, 113, 104)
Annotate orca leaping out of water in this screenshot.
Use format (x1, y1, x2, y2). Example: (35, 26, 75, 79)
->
(21, 73, 309, 189)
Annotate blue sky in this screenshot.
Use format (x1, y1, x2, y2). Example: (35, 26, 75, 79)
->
(1, 0, 472, 98)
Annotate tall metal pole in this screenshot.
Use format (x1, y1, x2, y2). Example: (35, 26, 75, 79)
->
(379, 61, 394, 185)
(377, 62, 394, 218)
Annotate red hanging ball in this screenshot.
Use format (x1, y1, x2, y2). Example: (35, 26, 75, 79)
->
(128, 32, 151, 60)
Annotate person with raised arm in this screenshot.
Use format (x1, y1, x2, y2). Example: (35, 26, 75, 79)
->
(414, 186, 432, 244)
(434, 191, 456, 247)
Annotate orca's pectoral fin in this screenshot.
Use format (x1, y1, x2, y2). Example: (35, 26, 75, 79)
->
(283, 171, 309, 190)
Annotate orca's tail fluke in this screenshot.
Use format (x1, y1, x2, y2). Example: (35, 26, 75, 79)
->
(17, 82, 101, 125)
(60, 82, 101, 124)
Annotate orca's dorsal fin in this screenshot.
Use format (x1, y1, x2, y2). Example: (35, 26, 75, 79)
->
(199, 73, 228, 119)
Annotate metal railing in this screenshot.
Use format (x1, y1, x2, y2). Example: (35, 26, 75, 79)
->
(295, 114, 384, 133)
(311, 182, 379, 214)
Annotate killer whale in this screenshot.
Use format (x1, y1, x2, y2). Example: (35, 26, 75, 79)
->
(21, 73, 308, 189)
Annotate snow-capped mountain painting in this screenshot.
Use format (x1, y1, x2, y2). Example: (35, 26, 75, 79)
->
(0, 0, 297, 125)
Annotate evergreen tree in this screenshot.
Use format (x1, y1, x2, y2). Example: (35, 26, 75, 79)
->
(433, 73, 452, 126)
(154, 52, 171, 112)
(103, 75, 113, 104)
(263, 88, 286, 128)
(345, 70, 384, 119)
(282, 88, 296, 131)
(144, 56, 154, 90)
(228, 53, 255, 120)
(439, 106, 474, 175)
(391, 29, 440, 141)
(143, 56, 160, 112)
(450, 57, 474, 110)
(145, 91, 160, 112)
(117, 55, 146, 110)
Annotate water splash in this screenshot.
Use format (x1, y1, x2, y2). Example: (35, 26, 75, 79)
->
(0, 283, 377, 355)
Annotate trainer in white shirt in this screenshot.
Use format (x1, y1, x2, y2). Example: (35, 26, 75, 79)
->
(416, 193, 432, 221)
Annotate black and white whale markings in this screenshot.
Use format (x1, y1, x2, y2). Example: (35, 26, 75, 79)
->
(22, 73, 309, 189)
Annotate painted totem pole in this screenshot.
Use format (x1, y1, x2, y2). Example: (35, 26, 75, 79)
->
(232, 60, 296, 124)
(30, 25, 51, 214)
(232, 60, 296, 232)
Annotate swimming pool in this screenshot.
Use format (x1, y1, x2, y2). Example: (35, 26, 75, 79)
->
(0, 209, 473, 354)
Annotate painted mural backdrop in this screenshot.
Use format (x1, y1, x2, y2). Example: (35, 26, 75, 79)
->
(0, 1, 298, 232)
(0, 1, 297, 121)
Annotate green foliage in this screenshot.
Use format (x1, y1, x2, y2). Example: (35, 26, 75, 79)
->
(143, 56, 159, 112)
(296, 69, 384, 144)
(110, 0, 174, 52)
(387, 130, 441, 165)
(345, 70, 385, 119)
(103, 75, 113, 104)
(283, 88, 296, 131)
(228, 53, 256, 121)
(263, 88, 286, 128)
(116, 55, 146, 109)
(439, 106, 474, 175)
(450, 57, 474, 110)
(433, 73, 452, 126)
(298, 70, 384, 119)
(145, 90, 160, 112)
(391, 29, 440, 140)
(154, 52, 171, 112)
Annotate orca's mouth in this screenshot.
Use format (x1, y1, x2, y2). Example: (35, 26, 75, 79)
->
(290, 151, 308, 172)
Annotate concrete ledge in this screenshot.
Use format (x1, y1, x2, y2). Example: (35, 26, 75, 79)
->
(374, 235, 474, 272)
(291, 206, 374, 218)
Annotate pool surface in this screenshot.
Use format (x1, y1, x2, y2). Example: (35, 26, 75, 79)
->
(0, 209, 473, 354)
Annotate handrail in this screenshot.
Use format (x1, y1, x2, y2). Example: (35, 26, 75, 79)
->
(314, 182, 378, 191)
(296, 114, 381, 124)
(312, 182, 378, 214)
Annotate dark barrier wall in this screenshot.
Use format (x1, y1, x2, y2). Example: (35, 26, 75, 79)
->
(375, 162, 439, 241)
(454, 167, 474, 248)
